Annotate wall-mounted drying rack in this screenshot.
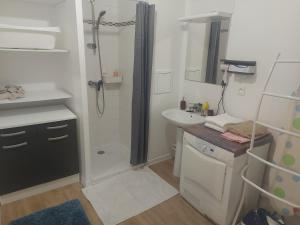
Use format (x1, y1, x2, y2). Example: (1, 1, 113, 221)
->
(232, 54, 300, 225)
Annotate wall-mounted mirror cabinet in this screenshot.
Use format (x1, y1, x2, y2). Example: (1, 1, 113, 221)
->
(179, 12, 231, 85)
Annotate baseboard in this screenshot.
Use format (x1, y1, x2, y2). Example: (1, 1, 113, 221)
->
(147, 152, 173, 166)
(0, 174, 80, 204)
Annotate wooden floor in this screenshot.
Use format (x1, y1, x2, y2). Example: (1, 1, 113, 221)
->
(1, 160, 213, 225)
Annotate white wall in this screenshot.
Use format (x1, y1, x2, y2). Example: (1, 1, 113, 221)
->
(118, 0, 136, 150)
(57, 0, 91, 186)
(183, 0, 300, 121)
(183, 0, 300, 222)
(147, 0, 186, 161)
(186, 0, 235, 15)
(226, 0, 300, 123)
(0, 1, 62, 86)
(82, 0, 121, 152)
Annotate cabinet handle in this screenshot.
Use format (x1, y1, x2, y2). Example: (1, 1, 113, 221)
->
(48, 135, 69, 142)
(46, 124, 68, 130)
(2, 142, 28, 150)
(1, 131, 26, 138)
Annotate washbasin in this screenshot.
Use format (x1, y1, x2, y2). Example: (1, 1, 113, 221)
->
(162, 108, 205, 128)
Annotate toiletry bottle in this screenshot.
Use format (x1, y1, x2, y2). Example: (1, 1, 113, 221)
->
(113, 70, 119, 77)
(180, 97, 187, 110)
(202, 102, 209, 116)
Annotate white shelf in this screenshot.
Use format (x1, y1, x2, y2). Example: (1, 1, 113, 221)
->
(0, 48, 69, 53)
(0, 105, 76, 129)
(179, 11, 232, 23)
(15, 0, 66, 5)
(0, 89, 72, 106)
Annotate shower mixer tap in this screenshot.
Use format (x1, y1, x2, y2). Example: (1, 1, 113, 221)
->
(88, 80, 103, 91)
(86, 0, 106, 117)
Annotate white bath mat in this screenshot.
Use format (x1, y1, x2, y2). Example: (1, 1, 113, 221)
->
(83, 167, 178, 225)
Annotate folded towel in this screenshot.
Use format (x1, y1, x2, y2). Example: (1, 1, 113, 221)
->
(204, 113, 244, 132)
(0, 92, 10, 100)
(205, 113, 244, 128)
(0, 85, 25, 100)
(0, 85, 6, 92)
(204, 122, 226, 133)
(221, 132, 250, 144)
(224, 120, 269, 139)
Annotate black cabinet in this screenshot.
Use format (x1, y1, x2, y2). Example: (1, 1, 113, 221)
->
(0, 119, 79, 195)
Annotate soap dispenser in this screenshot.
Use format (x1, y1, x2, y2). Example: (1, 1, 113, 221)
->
(180, 97, 187, 110)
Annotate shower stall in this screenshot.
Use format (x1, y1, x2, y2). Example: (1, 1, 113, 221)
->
(82, 0, 136, 182)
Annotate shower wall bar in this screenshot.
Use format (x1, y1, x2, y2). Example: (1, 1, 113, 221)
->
(84, 19, 136, 27)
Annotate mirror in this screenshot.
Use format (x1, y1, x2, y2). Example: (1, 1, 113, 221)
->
(185, 20, 230, 85)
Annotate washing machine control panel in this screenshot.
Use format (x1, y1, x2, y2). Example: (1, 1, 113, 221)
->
(200, 144, 215, 155)
(195, 138, 216, 155)
(184, 132, 234, 165)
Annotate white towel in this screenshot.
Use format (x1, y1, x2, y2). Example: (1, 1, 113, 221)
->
(204, 113, 244, 132)
(204, 122, 226, 133)
(0, 85, 25, 100)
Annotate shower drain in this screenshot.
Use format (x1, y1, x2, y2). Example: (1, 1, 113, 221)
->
(97, 150, 105, 155)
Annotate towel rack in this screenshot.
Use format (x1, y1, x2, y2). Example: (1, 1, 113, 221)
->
(232, 54, 300, 225)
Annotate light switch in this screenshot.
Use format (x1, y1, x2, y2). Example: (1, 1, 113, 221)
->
(238, 87, 246, 96)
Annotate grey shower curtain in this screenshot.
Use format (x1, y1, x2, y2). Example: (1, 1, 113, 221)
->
(130, 2, 155, 165)
(205, 21, 221, 84)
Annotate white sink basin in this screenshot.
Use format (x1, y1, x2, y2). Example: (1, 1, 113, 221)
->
(162, 108, 205, 128)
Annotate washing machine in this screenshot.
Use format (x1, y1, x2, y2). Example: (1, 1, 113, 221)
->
(180, 131, 270, 225)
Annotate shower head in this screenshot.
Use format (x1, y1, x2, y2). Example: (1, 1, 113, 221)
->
(96, 11, 106, 29)
(99, 11, 106, 18)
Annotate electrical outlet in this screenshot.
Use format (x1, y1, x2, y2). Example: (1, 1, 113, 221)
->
(238, 87, 246, 96)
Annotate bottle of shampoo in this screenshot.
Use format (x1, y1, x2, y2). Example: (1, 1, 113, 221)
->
(180, 97, 187, 110)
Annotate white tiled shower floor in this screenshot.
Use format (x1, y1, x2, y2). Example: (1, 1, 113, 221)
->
(91, 143, 131, 182)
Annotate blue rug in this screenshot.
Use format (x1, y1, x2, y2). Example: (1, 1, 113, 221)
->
(9, 199, 91, 225)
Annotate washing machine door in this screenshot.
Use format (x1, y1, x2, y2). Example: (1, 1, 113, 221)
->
(182, 144, 227, 201)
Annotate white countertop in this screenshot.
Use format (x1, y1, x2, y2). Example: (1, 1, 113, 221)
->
(0, 105, 77, 129)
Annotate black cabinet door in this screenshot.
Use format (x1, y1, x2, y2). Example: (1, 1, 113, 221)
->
(36, 120, 79, 183)
(0, 120, 79, 195)
(0, 126, 39, 195)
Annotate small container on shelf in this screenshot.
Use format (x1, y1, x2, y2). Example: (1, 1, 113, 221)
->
(103, 71, 123, 84)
